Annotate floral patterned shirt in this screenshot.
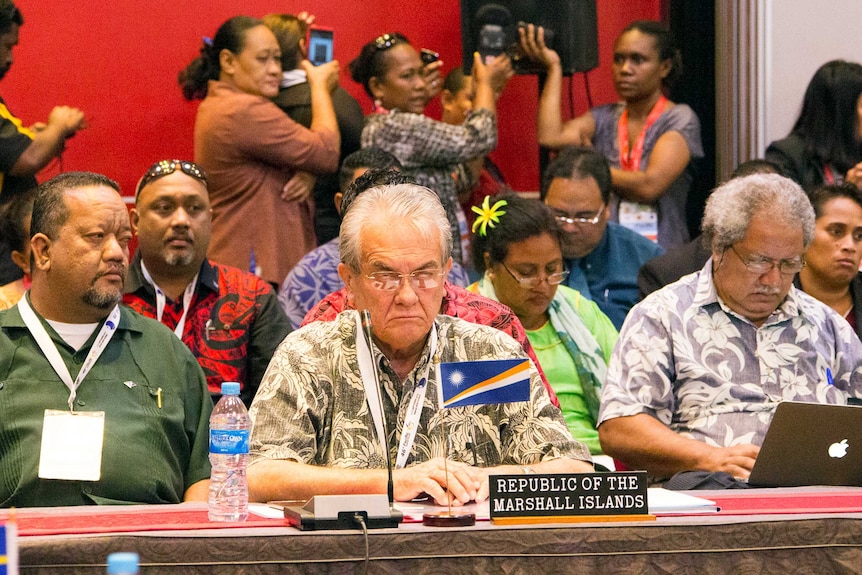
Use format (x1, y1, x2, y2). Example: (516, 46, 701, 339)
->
(302, 281, 557, 406)
(249, 313, 590, 469)
(599, 260, 862, 449)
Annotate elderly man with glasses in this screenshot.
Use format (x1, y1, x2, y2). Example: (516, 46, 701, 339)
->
(247, 183, 593, 506)
(542, 147, 663, 329)
(123, 160, 291, 407)
(598, 174, 862, 485)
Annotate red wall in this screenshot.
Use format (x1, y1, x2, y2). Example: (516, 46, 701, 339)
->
(6, 0, 659, 197)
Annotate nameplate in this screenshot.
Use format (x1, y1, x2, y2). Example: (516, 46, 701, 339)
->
(489, 471, 650, 523)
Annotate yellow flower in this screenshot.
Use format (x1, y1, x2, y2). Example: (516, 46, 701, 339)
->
(471, 196, 507, 236)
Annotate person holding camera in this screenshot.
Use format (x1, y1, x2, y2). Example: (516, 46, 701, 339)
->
(349, 32, 513, 266)
(520, 20, 702, 250)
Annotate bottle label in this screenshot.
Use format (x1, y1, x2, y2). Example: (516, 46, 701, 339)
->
(209, 429, 250, 454)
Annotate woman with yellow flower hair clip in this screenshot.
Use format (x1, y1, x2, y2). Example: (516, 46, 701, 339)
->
(469, 192, 618, 455)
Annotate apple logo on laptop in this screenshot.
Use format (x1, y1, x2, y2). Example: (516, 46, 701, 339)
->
(828, 439, 849, 459)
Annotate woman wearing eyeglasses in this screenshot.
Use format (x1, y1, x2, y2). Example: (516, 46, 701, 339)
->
(179, 16, 341, 287)
(468, 192, 617, 454)
(520, 21, 703, 250)
(349, 32, 513, 266)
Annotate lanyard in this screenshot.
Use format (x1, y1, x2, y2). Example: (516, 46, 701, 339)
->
(355, 311, 438, 469)
(823, 164, 837, 185)
(17, 295, 120, 412)
(618, 95, 668, 171)
(140, 261, 198, 339)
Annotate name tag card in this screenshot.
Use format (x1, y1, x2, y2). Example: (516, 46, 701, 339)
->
(618, 201, 659, 243)
(489, 471, 653, 525)
(38, 410, 105, 481)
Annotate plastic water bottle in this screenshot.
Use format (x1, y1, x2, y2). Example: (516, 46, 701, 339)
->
(208, 381, 250, 522)
(106, 552, 139, 574)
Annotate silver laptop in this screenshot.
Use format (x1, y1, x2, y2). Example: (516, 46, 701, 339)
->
(748, 401, 862, 487)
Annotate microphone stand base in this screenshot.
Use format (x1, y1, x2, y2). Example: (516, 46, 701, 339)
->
(280, 495, 403, 531)
(422, 512, 476, 527)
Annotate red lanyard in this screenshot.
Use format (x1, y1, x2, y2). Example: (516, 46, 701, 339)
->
(618, 95, 668, 171)
(823, 164, 836, 184)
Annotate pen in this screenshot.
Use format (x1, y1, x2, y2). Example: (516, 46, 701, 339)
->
(157, 387, 163, 409)
(826, 368, 834, 386)
(466, 441, 478, 466)
(466, 430, 478, 466)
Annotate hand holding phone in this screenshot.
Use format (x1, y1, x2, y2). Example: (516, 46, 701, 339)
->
(302, 59, 340, 93)
(420, 48, 440, 65)
(420, 49, 443, 98)
(307, 26, 334, 66)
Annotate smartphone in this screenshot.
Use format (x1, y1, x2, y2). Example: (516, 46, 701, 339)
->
(307, 26, 334, 66)
(420, 48, 440, 65)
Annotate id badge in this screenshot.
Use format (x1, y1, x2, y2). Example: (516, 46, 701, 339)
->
(618, 201, 659, 243)
(38, 409, 105, 481)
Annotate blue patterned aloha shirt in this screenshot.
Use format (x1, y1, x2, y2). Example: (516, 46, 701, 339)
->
(599, 260, 862, 449)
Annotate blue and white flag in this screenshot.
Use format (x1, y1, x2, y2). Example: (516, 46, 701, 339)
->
(438, 358, 531, 409)
(0, 518, 18, 575)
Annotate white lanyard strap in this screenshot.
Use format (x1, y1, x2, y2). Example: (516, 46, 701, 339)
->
(17, 295, 120, 412)
(355, 312, 438, 469)
(394, 366, 431, 470)
(141, 261, 198, 339)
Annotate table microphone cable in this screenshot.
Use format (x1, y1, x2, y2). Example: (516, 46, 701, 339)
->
(352, 513, 370, 575)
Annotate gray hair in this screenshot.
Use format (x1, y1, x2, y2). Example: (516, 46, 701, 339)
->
(702, 173, 815, 253)
(340, 184, 452, 270)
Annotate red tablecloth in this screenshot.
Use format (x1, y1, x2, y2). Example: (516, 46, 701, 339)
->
(4, 489, 862, 537)
(0, 505, 288, 536)
(710, 489, 862, 515)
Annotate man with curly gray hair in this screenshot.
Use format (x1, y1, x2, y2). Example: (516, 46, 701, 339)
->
(598, 173, 862, 484)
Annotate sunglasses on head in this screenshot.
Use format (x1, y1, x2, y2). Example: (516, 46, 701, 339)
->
(136, 160, 207, 198)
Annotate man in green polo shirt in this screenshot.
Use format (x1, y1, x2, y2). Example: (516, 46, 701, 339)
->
(0, 172, 212, 507)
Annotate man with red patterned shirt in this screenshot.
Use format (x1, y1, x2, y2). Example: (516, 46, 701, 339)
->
(124, 160, 291, 406)
(304, 281, 558, 407)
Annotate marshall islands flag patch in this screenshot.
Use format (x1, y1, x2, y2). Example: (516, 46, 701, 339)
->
(439, 358, 531, 409)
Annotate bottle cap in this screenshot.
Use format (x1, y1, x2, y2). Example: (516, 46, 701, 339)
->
(107, 552, 139, 574)
(220, 381, 240, 396)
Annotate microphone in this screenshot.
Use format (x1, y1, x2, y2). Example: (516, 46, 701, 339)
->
(360, 309, 396, 507)
(280, 310, 402, 530)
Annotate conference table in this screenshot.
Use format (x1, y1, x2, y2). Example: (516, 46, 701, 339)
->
(12, 487, 862, 574)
